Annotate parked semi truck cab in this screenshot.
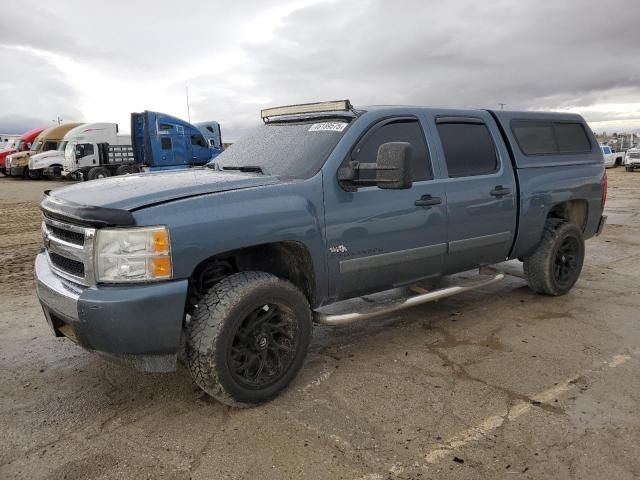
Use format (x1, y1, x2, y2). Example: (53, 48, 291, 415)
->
(35, 100, 606, 407)
(9, 123, 82, 178)
(194, 120, 224, 151)
(131, 111, 223, 171)
(0, 127, 46, 175)
(62, 123, 133, 180)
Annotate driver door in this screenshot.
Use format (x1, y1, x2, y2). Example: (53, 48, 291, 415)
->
(323, 117, 448, 301)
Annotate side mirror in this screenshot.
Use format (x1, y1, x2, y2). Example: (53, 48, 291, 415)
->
(375, 142, 413, 190)
(338, 142, 413, 191)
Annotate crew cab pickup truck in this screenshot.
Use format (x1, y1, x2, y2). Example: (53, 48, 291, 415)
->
(35, 100, 606, 406)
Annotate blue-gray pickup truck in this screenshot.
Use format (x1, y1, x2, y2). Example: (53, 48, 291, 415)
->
(35, 100, 607, 406)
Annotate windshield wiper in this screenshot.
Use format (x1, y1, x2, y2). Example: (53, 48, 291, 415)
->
(221, 165, 264, 174)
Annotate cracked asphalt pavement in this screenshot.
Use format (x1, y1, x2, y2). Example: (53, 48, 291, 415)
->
(1, 168, 639, 479)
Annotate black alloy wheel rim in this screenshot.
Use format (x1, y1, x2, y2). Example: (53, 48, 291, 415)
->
(553, 236, 580, 286)
(228, 303, 298, 389)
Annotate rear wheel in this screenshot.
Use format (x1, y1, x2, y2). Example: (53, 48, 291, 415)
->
(186, 271, 312, 407)
(115, 164, 137, 175)
(87, 166, 111, 180)
(523, 220, 585, 296)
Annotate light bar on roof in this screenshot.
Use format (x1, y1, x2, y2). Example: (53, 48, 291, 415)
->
(261, 100, 352, 120)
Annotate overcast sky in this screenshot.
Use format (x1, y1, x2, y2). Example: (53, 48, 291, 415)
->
(1, 0, 639, 139)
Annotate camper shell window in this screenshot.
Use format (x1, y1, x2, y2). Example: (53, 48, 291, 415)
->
(512, 120, 592, 156)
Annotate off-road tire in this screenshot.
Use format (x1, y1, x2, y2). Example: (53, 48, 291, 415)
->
(87, 166, 111, 180)
(186, 271, 312, 407)
(523, 220, 585, 296)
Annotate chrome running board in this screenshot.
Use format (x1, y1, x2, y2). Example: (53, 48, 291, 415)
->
(314, 269, 505, 326)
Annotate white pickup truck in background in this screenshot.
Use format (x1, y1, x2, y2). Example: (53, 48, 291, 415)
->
(624, 146, 640, 172)
(600, 144, 625, 168)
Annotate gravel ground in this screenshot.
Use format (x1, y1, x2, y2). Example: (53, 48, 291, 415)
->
(0, 169, 639, 479)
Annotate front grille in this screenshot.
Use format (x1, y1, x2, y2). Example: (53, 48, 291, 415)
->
(42, 215, 95, 285)
(48, 224, 85, 245)
(629, 153, 640, 159)
(49, 252, 85, 277)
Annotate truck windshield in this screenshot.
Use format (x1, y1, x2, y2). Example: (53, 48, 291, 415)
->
(64, 142, 76, 161)
(30, 140, 42, 152)
(213, 119, 350, 179)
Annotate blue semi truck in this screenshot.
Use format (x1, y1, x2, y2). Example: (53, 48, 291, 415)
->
(35, 100, 606, 406)
(62, 112, 223, 180)
(130, 111, 223, 172)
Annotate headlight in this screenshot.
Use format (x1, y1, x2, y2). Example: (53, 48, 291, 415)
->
(95, 226, 172, 283)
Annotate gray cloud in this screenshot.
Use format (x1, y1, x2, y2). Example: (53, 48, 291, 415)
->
(0, 47, 84, 132)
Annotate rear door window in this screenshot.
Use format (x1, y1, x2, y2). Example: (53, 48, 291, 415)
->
(436, 121, 498, 177)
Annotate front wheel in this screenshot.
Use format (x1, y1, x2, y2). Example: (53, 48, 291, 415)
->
(27, 168, 43, 180)
(626, 166, 634, 172)
(523, 220, 585, 296)
(186, 271, 312, 407)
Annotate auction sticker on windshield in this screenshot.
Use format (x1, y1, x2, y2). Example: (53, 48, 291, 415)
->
(308, 122, 348, 132)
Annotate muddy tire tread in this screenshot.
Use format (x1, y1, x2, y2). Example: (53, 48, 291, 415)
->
(186, 271, 310, 407)
(523, 220, 584, 296)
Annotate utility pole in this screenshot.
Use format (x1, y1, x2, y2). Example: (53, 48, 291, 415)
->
(185, 86, 191, 123)
(499, 103, 506, 110)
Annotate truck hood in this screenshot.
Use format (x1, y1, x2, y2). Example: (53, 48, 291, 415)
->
(8, 150, 32, 166)
(48, 168, 281, 210)
(0, 147, 16, 156)
(30, 150, 63, 168)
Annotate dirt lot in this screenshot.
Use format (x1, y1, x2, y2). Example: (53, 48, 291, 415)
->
(1, 170, 639, 480)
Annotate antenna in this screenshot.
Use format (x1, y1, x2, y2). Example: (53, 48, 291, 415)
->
(52, 116, 62, 125)
(185, 86, 191, 123)
(499, 103, 506, 110)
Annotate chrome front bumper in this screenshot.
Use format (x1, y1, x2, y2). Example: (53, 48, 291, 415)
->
(35, 251, 82, 327)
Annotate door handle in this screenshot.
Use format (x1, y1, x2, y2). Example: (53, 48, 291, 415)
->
(490, 186, 512, 197)
(415, 195, 442, 207)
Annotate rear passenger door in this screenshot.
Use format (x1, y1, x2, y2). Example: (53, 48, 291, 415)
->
(433, 115, 517, 274)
